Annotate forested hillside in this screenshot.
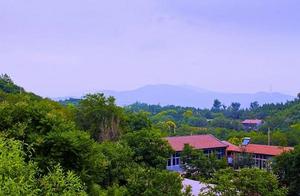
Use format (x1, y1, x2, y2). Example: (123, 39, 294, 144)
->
(124, 97, 300, 147)
(0, 74, 184, 195)
(61, 89, 300, 147)
(0, 74, 299, 195)
(0, 74, 25, 94)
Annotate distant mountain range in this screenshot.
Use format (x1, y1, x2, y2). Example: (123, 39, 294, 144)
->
(56, 84, 295, 108)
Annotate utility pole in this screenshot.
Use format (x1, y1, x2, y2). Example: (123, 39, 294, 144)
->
(268, 128, 271, 146)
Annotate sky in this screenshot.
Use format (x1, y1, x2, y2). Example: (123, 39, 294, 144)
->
(1, 0, 300, 97)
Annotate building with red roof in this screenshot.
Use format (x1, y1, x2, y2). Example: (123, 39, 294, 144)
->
(166, 134, 228, 151)
(222, 141, 242, 152)
(241, 119, 263, 130)
(165, 134, 228, 172)
(242, 144, 293, 156)
(164, 134, 294, 171)
(225, 140, 294, 169)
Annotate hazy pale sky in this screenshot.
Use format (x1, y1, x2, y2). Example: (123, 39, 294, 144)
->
(1, 0, 300, 97)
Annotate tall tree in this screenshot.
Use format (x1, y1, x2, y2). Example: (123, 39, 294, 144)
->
(122, 129, 172, 169)
(250, 101, 260, 111)
(212, 99, 222, 112)
(229, 102, 241, 119)
(76, 93, 124, 141)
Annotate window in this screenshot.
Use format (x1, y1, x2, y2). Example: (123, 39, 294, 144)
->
(175, 158, 180, 165)
(252, 153, 269, 169)
(172, 153, 180, 166)
(204, 148, 225, 159)
(204, 149, 212, 155)
(216, 149, 225, 159)
(167, 159, 171, 166)
(167, 153, 181, 167)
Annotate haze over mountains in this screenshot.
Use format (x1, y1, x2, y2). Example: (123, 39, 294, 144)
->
(57, 84, 295, 108)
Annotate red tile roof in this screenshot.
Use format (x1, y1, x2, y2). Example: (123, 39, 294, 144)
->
(165, 134, 228, 152)
(241, 119, 263, 124)
(222, 141, 241, 152)
(243, 144, 294, 156)
(224, 141, 294, 156)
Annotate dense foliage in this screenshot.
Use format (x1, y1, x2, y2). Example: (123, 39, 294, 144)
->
(0, 75, 183, 195)
(273, 145, 300, 195)
(61, 93, 300, 147)
(124, 99, 300, 147)
(0, 74, 25, 94)
(202, 168, 287, 196)
(0, 136, 86, 195)
(76, 93, 124, 141)
(180, 144, 227, 180)
(1, 74, 298, 195)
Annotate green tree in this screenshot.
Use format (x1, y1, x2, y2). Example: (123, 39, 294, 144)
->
(210, 115, 242, 130)
(0, 136, 87, 195)
(0, 74, 25, 94)
(127, 167, 182, 196)
(95, 141, 134, 187)
(0, 136, 39, 195)
(182, 109, 208, 127)
(183, 110, 193, 119)
(286, 124, 300, 146)
(76, 93, 124, 141)
(123, 111, 152, 132)
(273, 145, 300, 196)
(165, 120, 177, 134)
(0, 93, 75, 145)
(40, 165, 87, 196)
(88, 184, 128, 196)
(228, 137, 241, 146)
(151, 109, 177, 123)
(35, 129, 110, 189)
(203, 168, 287, 196)
(212, 99, 222, 112)
(0, 91, 108, 193)
(122, 129, 172, 169)
(180, 144, 227, 180)
(185, 116, 208, 127)
(272, 131, 288, 146)
(228, 102, 241, 119)
(250, 101, 260, 111)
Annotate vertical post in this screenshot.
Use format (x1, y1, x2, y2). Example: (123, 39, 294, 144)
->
(268, 128, 271, 146)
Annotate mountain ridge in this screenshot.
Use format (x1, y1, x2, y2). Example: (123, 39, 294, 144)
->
(56, 84, 295, 108)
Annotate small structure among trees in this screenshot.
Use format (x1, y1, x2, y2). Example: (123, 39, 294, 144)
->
(241, 119, 263, 130)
